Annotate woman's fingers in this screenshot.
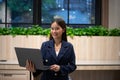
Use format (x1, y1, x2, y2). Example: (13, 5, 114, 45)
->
(25, 59, 29, 68)
(50, 64, 60, 72)
(25, 60, 36, 72)
(30, 60, 36, 72)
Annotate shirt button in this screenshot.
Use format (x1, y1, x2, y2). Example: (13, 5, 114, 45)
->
(45, 59, 48, 62)
(54, 73, 57, 76)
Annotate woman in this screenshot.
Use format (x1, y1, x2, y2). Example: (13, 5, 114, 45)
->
(26, 18, 76, 80)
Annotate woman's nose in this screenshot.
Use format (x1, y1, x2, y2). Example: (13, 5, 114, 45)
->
(52, 29, 57, 32)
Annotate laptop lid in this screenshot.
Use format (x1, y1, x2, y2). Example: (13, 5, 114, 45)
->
(14, 47, 49, 70)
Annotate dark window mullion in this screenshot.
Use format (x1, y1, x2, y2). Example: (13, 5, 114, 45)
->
(33, 0, 37, 25)
(38, 0, 41, 26)
(33, 0, 40, 25)
(33, 0, 41, 25)
(5, 0, 7, 27)
(95, 0, 101, 25)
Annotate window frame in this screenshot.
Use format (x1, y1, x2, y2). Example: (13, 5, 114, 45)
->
(37, 0, 102, 28)
(0, 0, 108, 28)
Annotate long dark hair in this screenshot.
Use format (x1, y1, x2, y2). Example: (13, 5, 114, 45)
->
(49, 18, 67, 42)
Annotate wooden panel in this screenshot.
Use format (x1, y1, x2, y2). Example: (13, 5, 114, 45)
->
(70, 70, 120, 80)
(0, 36, 120, 70)
(3, 75, 27, 80)
(31, 70, 120, 80)
(0, 74, 3, 80)
(102, 0, 109, 27)
(68, 36, 120, 61)
(0, 70, 30, 80)
(77, 66, 120, 70)
(0, 36, 120, 61)
(0, 64, 25, 70)
(0, 35, 48, 60)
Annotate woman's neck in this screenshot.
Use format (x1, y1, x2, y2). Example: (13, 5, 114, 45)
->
(54, 39, 62, 53)
(54, 39, 62, 46)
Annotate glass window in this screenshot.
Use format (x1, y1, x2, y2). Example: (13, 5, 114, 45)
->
(41, 0, 96, 25)
(7, 0, 33, 23)
(0, 0, 5, 23)
(69, 0, 95, 24)
(6, 24, 33, 27)
(0, 0, 101, 28)
(0, 24, 5, 27)
(41, 0, 68, 23)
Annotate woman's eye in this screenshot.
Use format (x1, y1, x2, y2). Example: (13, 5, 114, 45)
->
(56, 28, 59, 30)
(51, 27, 59, 30)
(51, 28, 54, 30)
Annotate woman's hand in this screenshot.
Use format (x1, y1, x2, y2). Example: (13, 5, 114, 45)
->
(50, 64, 60, 72)
(25, 59, 36, 72)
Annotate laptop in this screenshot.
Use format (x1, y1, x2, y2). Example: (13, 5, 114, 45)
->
(14, 47, 50, 70)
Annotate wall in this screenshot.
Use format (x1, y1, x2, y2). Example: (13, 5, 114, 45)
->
(0, 36, 120, 62)
(109, 0, 120, 28)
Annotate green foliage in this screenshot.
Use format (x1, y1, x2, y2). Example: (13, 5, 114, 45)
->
(0, 25, 51, 37)
(108, 28, 120, 36)
(67, 26, 120, 36)
(0, 25, 120, 37)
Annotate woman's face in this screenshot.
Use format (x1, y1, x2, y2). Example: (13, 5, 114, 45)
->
(51, 22, 64, 40)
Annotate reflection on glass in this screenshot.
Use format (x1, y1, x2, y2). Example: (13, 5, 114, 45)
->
(0, 24, 5, 28)
(41, 0, 95, 24)
(0, 0, 5, 23)
(41, 0, 68, 23)
(6, 24, 33, 28)
(69, 0, 95, 24)
(7, 0, 33, 23)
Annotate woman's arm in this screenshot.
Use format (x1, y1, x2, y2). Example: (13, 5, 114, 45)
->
(59, 45, 76, 75)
